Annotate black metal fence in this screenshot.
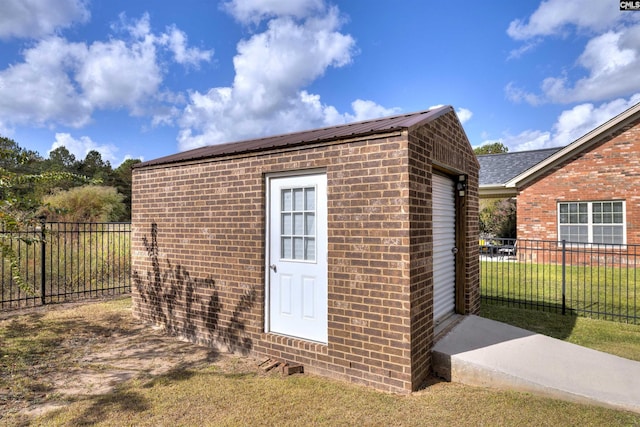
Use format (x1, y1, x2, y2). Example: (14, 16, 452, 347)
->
(1, 222, 131, 310)
(480, 238, 640, 324)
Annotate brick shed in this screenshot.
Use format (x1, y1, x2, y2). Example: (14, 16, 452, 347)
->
(131, 105, 480, 392)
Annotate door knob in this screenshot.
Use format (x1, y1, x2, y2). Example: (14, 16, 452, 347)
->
(269, 264, 277, 273)
(451, 247, 458, 255)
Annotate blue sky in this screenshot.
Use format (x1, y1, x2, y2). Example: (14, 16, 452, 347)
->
(1, 0, 639, 166)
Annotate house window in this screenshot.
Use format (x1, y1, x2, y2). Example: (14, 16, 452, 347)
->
(558, 201, 625, 244)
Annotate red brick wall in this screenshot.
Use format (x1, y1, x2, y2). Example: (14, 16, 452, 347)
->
(517, 119, 640, 246)
(131, 115, 479, 393)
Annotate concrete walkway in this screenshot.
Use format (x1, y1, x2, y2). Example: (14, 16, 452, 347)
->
(432, 315, 640, 414)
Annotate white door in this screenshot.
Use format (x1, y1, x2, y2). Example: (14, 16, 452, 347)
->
(432, 173, 456, 324)
(267, 173, 328, 343)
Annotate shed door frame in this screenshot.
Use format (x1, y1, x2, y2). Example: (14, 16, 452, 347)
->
(432, 167, 469, 319)
(432, 173, 457, 324)
(264, 169, 328, 343)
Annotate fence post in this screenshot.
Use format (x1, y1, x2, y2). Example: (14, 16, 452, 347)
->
(40, 217, 46, 305)
(561, 239, 566, 315)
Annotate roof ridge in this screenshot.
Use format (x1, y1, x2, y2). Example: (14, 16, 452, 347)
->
(477, 146, 562, 158)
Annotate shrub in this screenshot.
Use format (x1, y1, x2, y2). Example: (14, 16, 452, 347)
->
(40, 185, 126, 223)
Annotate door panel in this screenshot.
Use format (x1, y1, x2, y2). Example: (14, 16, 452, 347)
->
(302, 276, 316, 318)
(268, 173, 327, 343)
(279, 274, 293, 315)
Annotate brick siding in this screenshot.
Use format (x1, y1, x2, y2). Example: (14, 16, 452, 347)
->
(517, 119, 640, 250)
(131, 110, 479, 393)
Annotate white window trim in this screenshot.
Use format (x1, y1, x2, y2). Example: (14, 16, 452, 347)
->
(557, 200, 627, 245)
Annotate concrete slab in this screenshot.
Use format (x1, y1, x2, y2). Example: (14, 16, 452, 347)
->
(432, 315, 640, 414)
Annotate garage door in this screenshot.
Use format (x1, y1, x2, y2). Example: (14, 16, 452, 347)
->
(432, 173, 456, 324)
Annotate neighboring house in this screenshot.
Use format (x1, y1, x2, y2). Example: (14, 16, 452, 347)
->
(479, 101, 640, 246)
(131, 106, 480, 393)
(478, 148, 561, 199)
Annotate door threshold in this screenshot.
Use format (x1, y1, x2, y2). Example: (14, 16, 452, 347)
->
(434, 313, 463, 342)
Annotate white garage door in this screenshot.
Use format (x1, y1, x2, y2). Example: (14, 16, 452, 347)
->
(432, 174, 456, 324)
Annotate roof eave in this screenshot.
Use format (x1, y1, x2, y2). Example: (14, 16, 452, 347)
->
(135, 128, 402, 169)
(135, 105, 457, 169)
(479, 185, 518, 198)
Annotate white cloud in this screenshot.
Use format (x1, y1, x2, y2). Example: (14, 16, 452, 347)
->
(50, 133, 120, 165)
(0, 0, 90, 40)
(507, 39, 540, 60)
(456, 108, 473, 124)
(487, 129, 551, 153)
(0, 37, 92, 128)
(550, 94, 640, 146)
(506, 26, 640, 104)
(493, 94, 640, 152)
(221, 0, 324, 25)
(343, 100, 400, 122)
(0, 14, 212, 131)
(505, 82, 543, 106)
(159, 26, 214, 67)
(537, 28, 640, 103)
(507, 0, 623, 40)
(506, 1, 640, 105)
(177, 4, 400, 151)
(231, 11, 354, 112)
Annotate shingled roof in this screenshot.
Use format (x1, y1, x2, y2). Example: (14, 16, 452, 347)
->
(478, 148, 561, 186)
(138, 105, 453, 168)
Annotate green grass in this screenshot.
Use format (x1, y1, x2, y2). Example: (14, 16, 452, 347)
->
(481, 259, 640, 323)
(32, 370, 640, 427)
(1, 297, 640, 426)
(481, 302, 640, 362)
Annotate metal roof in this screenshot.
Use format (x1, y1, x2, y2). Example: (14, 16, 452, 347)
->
(137, 105, 452, 168)
(478, 147, 562, 186)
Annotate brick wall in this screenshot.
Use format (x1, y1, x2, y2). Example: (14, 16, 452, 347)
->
(517, 119, 640, 245)
(408, 111, 480, 389)
(131, 114, 479, 393)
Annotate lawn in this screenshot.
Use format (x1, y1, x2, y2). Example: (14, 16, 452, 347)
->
(1, 297, 640, 426)
(481, 259, 640, 323)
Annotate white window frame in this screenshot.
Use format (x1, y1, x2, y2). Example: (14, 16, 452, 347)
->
(557, 200, 626, 245)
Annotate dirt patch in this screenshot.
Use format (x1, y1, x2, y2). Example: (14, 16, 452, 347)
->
(0, 296, 263, 419)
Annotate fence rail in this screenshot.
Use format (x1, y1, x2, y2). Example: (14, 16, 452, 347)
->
(480, 238, 640, 324)
(1, 221, 131, 310)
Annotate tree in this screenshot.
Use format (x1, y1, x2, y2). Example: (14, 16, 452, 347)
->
(79, 150, 113, 183)
(113, 158, 141, 220)
(0, 136, 44, 204)
(35, 146, 83, 196)
(46, 146, 78, 172)
(480, 198, 516, 238)
(1, 141, 91, 292)
(474, 142, 509, 155)
(0, 136, 41, 173)
(39, 185, 126, 223)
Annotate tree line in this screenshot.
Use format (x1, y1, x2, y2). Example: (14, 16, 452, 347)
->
(1, 135, 140, 224)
